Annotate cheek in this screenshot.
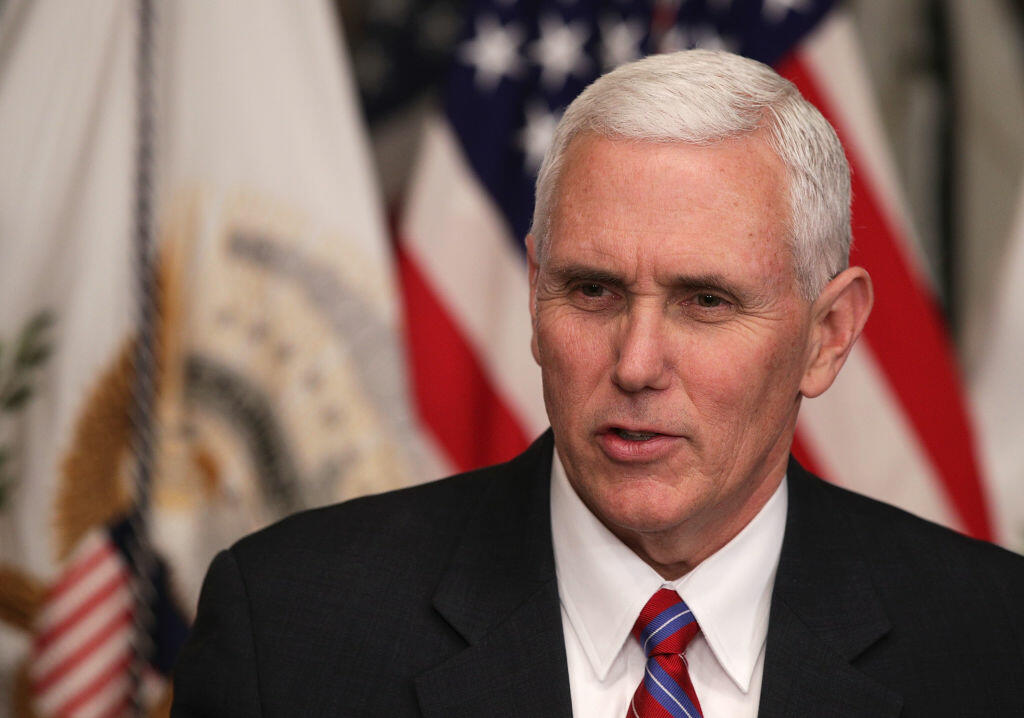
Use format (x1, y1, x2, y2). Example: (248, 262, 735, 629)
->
(759, 323, 811, 389)
(684, 351, 753, 424)
(539, 313, 607, 368)
(537, 315, 612, 403)
(680, 330, 803, 417)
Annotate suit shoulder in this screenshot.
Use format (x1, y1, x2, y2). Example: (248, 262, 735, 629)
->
(230, 432, 554, 562)
(230, 463, 500, 561)
(797, 469, 1024, 584)
(224, 432, 557, 579)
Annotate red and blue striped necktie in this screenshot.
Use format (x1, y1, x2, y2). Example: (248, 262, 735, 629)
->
(627, 588, 704, 718)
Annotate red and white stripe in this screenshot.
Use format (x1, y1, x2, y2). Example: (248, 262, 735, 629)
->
(971, 184, 1024, 549)
(398, 9, 992, 540)
(399, 116, 546, 473)
(29, 530, 137, 718)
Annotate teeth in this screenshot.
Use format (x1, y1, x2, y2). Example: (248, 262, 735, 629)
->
(616, 429, 656, 441)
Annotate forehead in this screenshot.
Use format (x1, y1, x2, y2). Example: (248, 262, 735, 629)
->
(547, 133, 793, 286)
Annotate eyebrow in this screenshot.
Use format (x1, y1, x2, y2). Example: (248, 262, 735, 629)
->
(546, 262, 749, 300)
(667, 273, 748, 299)
(546, 262, 627, 289)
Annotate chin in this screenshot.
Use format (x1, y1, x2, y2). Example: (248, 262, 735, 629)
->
(587, 479, 703, 536)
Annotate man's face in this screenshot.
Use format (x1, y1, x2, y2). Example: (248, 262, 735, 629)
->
(528, 132, 817, 570)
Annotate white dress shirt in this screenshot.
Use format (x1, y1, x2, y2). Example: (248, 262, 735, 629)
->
(550, 452, 787, 718)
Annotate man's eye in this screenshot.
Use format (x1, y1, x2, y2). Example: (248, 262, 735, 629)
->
(696, 293, 724, 308)
(578, 283, 605, 298)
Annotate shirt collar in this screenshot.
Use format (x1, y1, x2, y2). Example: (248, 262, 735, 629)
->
(550, 450, 787, 693)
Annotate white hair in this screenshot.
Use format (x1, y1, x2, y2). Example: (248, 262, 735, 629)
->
(530, 49, 851, 300)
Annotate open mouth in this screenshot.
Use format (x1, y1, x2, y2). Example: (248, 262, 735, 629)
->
(613, 428, 660, 441)
(599, 426, 679, 461)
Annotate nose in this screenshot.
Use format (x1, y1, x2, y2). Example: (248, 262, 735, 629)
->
(611, 305, 671, 393)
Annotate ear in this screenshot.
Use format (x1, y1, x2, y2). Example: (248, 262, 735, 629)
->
(800, 267, 873, 398)
(526, 234, 541, 365)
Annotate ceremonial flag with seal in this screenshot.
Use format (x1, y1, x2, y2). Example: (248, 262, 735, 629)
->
(0, 0, 435, 713)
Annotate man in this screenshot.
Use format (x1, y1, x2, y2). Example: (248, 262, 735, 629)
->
(172, 50, 1024, 717)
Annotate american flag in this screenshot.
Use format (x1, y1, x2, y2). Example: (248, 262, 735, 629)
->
(28, 520, 187, 717)
(398, 0, 993, 539)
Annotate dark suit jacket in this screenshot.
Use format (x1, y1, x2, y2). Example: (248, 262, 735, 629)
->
(172, 431, 1024, 717)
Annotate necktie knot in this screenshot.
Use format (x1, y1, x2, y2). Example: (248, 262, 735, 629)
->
(632, 588, 699, 658)
(626, 588, 704, 718)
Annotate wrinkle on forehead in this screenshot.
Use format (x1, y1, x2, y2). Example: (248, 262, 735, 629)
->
(545, 132, 798, 299)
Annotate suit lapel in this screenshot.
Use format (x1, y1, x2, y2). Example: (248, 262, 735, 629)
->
(415, 445, 905, 718)
(758, 458, 902, 718)
(415, 432, 573, 718)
